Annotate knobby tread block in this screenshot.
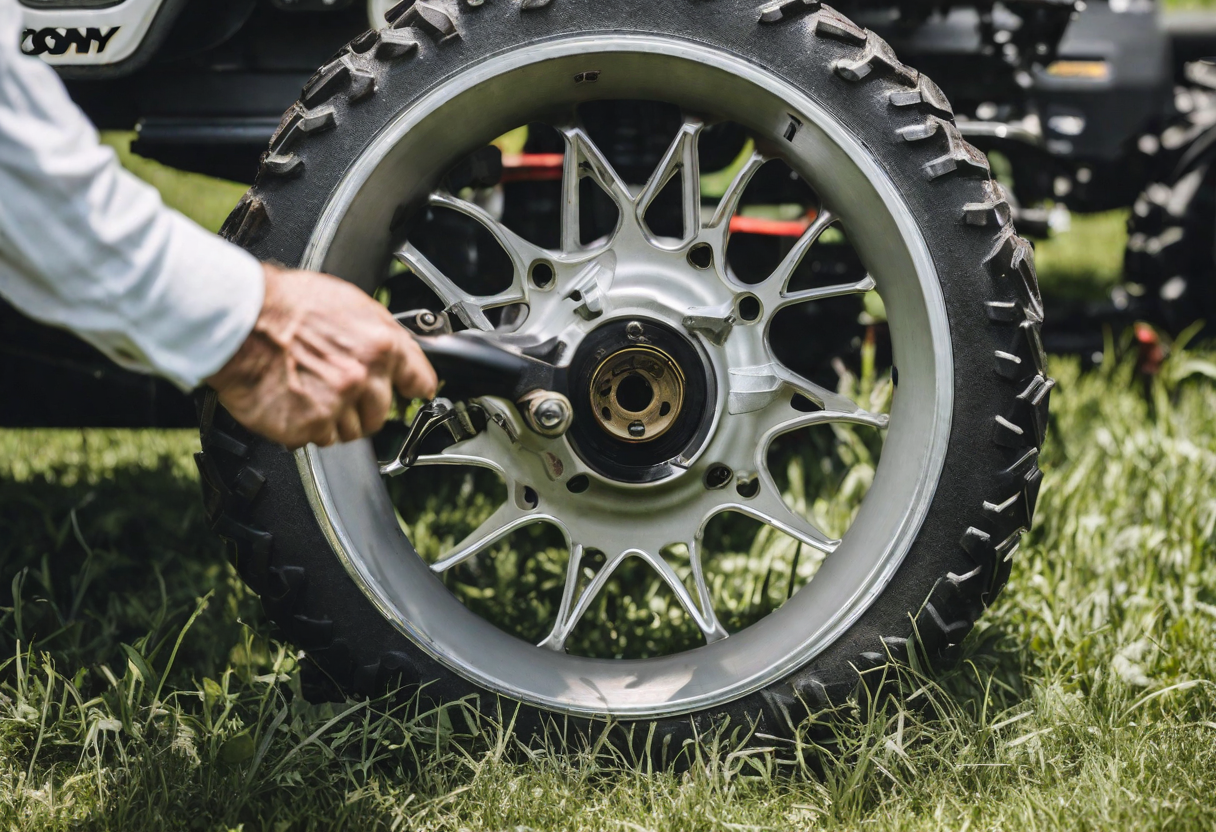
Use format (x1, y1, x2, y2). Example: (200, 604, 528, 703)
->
(811, 5, 866, 44)
(377, 28, 421, 60)
(833, 31, 917, 86)
(888, 74, 953, 117)
(899, 116, 991, 180)
(220, 195, 270, 248)
(758, 0, 820, 24)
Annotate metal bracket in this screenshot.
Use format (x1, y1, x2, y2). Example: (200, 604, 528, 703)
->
(378, 397, 459, 477)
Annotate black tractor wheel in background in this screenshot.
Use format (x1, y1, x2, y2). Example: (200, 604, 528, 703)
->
(196, 0, 1049, 747)
(1126, 78, 1216, 334)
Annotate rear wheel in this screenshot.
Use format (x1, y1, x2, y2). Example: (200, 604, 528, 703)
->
(198, 0, 1050, 740)
(1126, 78, 1216, 333)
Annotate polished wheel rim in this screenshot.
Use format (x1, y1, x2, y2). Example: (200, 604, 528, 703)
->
(296, 35, 953, 717)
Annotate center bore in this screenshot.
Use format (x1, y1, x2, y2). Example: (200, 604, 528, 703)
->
(616, 374, 654, 412)
(589, 345, 686, 443)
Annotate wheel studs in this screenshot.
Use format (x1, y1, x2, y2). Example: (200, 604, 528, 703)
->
(519, 390, 574, 437)
(628, 420, 646, 438)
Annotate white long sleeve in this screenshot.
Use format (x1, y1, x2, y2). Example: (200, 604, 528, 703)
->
(0, 0, 264, 391)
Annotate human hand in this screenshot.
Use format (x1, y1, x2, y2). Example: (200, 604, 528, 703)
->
(207, 264, 438, 449)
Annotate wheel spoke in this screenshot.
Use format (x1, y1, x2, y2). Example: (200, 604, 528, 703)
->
(774, 364, 879, 419)
(731, 477, 839, 555)
(429, 190, 544, 290)
(728, 362, 888, 426)
(412, 437, 541, 573)
(558, 125, 633, 253)
(538, 543, 726, 652)
(538, 547, 629, 651)
(753, 393, 890, 443)
(633, 546, 727, 643)
(763, 208, 838, 295)
(687, 536, 729, 642)
(773, 273, 876, 313)
(394, 242, 496, 331)
(704, 148, 768, 246)
(635, 116, 704, 244)
(430, 501, 538, 573)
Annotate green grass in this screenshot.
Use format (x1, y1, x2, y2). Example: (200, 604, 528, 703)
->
(1034, 210, 1128, 302)
(5, 344, 1216, 830)
(4, 133, 1216, 830)
(99, 133, 248, 235)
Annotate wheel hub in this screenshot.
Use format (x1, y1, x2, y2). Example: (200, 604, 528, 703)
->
(589, 343, 685, 443)
(566, 317, 713, 482)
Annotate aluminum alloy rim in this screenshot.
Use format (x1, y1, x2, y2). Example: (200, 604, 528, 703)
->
(296, 35, 953, 718)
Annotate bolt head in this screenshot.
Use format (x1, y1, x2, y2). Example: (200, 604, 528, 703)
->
(628, 420, 646, 438)
(534, 398, 568, 429)
(626, 321, 645, 341)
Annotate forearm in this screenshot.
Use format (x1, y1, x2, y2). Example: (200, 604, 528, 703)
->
(0, 0, 264, 391)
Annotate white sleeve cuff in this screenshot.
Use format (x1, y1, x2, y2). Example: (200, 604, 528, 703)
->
(124, 214, 266, 391)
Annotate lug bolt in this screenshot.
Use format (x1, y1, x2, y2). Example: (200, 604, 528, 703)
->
(535, 399, 566, 429)
(626, 321, 645, 341)
(628, 420, 646, 438)
(520, 391, 574, 437)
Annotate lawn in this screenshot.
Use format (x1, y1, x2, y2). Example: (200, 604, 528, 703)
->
(4, 143, 1216, 829)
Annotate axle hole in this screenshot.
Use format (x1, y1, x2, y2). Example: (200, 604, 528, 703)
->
(566, 474, 590, 494)
(687, 242, 713, 270)
(530, 261, 555, 289)
(615, 374, 654, 413)
(737, 294, 761, 322)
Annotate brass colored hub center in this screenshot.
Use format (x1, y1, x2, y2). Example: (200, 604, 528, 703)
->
(589, 346, 686, 443)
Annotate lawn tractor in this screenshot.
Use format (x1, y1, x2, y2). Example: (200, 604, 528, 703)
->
(3, 0, 1213, 744)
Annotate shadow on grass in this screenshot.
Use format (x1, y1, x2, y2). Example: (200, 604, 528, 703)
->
(0, 439, 266, 691)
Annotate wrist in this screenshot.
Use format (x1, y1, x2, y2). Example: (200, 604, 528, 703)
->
(206, 263, 286, 389)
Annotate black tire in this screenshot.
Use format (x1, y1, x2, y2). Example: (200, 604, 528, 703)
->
(198, 0, 1051, 743)
(1125, 82, 1216, 334)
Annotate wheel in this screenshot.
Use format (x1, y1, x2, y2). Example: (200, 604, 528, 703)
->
(199, 0, 1050, 743)
(1126, 77, 1216, 333)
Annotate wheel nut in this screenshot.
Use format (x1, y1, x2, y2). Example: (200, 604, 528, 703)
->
(520, 391, 574, 437)
(535, 399, 565, 429)
(626, 321, 645, 341)
(628, 420, 646, 438)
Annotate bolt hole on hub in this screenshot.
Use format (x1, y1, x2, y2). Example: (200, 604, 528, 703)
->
(257, 12, 1047, 731)
(529, 260, 556, 289)
(687, 241, 714, 269)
